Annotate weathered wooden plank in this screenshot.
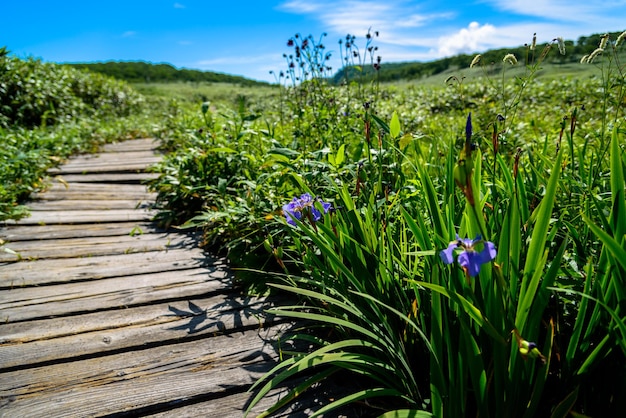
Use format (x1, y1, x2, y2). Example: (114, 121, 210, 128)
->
(51, 172, 159, 183)
(145, 388, 311, 418)
(0, 221, 159, 241)
(71, 149, 159, 159)
(0, 231, 194, 262)
(0, 293, 276, 369)
(0, 291, 258, 345)
(146, 389, 299, 418)
(0, 138, 311, 417)
(47, 159, 162, 174)
(146, 377, 364, 418)
(27, 199, 154, 211)
(101, 138, 160, 152)
(1, 208, 156, 227)
(0, 326, 283, 417)
(0, 267, 231, 323)
(49, 160, 161, 175)
(1, 230, 193, 253)
(53, 151, 159, 167)
(0, 248, 214, 287)
(29, 191, 157, 201)
(39, 182, 155, 194)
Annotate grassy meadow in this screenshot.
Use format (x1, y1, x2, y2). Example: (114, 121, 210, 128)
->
(2, 31, 626, 417)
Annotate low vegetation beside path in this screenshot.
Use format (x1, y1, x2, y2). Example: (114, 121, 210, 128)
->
(2, 29, 626, 417)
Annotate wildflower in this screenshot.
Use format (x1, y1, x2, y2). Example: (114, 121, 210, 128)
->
(470, 54, 482, 68)
(440, 234, 497, 277)
(556, 37, 566, 55)
(616, 30, 626, 48)
(513, 329, 547, 364)
(580, 54, 590, 64)
(282, 193, 332, 226)
(503, 53, 518, 65)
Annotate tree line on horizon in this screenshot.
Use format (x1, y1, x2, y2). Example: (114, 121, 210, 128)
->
(64, 31, 622, 85)
(67, 61, 269, 86)
(332, 31, 624, 83)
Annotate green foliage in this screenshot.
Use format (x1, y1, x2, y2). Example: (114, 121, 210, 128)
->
(0, 54, 152, 220)
(68, 60, 269, 86)
(144, 28, 626, 415)
(332, 30, 626, 84)
(0, 55, 143, 128)
(10, 28, 617, 417)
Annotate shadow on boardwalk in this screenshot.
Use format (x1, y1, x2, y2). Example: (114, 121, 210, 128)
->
(0, 139, 370, 417)
(0, 138, 366, 417)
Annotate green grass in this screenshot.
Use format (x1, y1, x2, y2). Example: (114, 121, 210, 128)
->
(3, 29, 625, 417)
(0, 55, 154, 220)
(131, 81, 279, 105)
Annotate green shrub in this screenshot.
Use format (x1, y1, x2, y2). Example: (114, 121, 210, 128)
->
(0, 53, 143, 128)
(0, 53, 150, 220)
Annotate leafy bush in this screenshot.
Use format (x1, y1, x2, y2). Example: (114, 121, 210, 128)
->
(0, 53, 151, 220)
(0, 53, 143, 128)
(145, 30, 626, 416)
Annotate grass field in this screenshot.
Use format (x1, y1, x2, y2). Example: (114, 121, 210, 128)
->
(2, 31, 625, 417)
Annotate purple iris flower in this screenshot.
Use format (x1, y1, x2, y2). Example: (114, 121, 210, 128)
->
(440, 234, 497, 277)
(282, 193, 332, 225)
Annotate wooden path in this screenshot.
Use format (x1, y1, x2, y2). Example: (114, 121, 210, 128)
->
(0, 138, 347, 417)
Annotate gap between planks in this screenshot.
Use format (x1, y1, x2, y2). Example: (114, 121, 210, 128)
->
(0, 138, 304, 417)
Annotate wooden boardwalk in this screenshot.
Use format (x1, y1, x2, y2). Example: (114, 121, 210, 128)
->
(0, 139, 340, 417)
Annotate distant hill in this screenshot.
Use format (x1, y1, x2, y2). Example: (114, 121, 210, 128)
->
(67, 61, 269, 86)
(332, 31, 624, 84)
(66, 31, 622, 86)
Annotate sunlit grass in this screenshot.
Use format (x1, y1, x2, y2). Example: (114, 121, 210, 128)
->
(3, 29, 625, 417)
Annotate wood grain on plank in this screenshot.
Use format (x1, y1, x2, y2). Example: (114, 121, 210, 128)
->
(0, 294, 276, 370)
(0, 267, 232, 323)
(0, 138, 302, 417)
(52, 172, 159, 183)
(0, 248, 214, 287)
(0, 221, 159, 241)
(0, 231, 191, 262)
(0, 327, 283, 417)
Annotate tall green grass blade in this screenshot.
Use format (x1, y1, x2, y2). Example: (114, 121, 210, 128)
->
(516, 147, 563, 332)
(311, 388, 408, 417)
(251, 367, 338, 418)
(411, 281, 506, 344)
(608, 127, 625, 239)
(565, 259, 594, 363)
(460, 324, 488, 416)
(418, 162, 448, 240)
(582, 214, 626, 272)
(247, 339, 394, 416)
(549, 286, 626, 371)
(523, 317, 555, 418)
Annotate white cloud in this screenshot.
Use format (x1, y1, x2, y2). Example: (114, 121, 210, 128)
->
(437, 22, 497, 56)
(279, 0, 448, 36)
(278, 0, 323, 13)
(121, 31, 137, 38)
(174, 3, 185, 9)
(275, 0, 625, 67)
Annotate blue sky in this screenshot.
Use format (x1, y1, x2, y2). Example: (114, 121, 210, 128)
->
(3, 1, 625, 83)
